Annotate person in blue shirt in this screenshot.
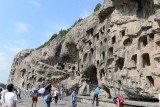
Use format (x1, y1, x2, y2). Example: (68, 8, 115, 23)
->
(44, 93, 51, 107)
(92, 86, 101, 106)
(71, 90, 77, 107)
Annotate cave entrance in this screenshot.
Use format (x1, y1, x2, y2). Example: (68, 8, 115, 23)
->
(142, 53, 150, 68)
(100, 69, 105, 79)
(115, 58, 124, 72)
(147, 76, 154, 87)
(138, 36, 148, 50)
(84, 65, 98, 90)
(108, 47, 113, 57)
(61, 42, 79, 63)
(136, 0, 154, 18)
(131, 54, 137, 68)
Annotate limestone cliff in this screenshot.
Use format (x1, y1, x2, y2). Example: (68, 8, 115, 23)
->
(8, 0, 160, 100)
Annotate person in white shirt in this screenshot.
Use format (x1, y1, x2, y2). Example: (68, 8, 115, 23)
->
(54, 89, 59, 106)
(1, 84, 17, 107)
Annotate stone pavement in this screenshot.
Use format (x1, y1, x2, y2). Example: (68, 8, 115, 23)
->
(17, 95, 100, 107)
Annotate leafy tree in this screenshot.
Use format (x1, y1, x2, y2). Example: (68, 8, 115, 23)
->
(0, 83, 6, 89)
(94, 3, 102, 12)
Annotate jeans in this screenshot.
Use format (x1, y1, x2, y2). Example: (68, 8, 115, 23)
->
(46, 101, 50, 107)
(32, 101, 37, 107)
(60, 94, 63, 100)
(92, 94, 99, 106)
(55, 96, 58, 105)
(72, 101, 77, 107)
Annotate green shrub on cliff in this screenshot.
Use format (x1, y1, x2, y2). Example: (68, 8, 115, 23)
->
(37, 18, 83, 49)
(0, 83, 6, 89)
(94, 3, 102, 12)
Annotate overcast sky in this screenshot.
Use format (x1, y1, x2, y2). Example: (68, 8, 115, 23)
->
(0, 0, 104, 83)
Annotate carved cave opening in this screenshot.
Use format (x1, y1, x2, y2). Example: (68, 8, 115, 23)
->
(138, 36, 148, 50)
(21, 69, 26, 77)
(112, 36, 116, 44)
(86, 28, 94, 37)
(83, 53, 88, 62)
(104, 38, 107, 43)
(61, 42, 79, 63)
(97, 60, 99, 66)
(38, 77, 43, 82)
(121, 29, 125, 37)
(131, 54, 137, 68)
(136, 0, 154, 18)
(72, 66, 75, 70)
(147, 76, 154, 87)
(123, 38, 132, 47)
(84, 65, 98, 88)
(156, 41, 160, 49)
(154, 57, 160, 68)
(22, 81, 25, 88)
(108, 47, 113, 57)
(149, 33, 154, 42)
(115, 58, 124, 71)
(100, 69, 105, 79)
(100, 41, 103, 46)
(102, 51, 105, 60)
(107, 58, 114, 66)
(90, 48, 94, 56)
(142, 53, 150, 68)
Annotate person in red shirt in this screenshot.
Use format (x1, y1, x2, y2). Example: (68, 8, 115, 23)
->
(113, 96, 124, 107)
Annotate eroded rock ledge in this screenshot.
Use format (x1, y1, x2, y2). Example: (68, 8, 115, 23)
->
(8, 0, 160, 100)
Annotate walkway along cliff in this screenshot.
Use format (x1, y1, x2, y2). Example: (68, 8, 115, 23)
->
(8, 0, 160, 100)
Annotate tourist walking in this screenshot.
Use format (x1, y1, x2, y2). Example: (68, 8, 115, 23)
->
(1, 84, 17, 107)
(54, 88, 59, 106)
(92, 86, 101, 106)
(60, 88, 63, 100)
(31, 90, 38, 107)
(17, 88, 21, 99)
(44, 94, 52, 107)
(113, 96, 124, 107)
(71, 90, 77, 107)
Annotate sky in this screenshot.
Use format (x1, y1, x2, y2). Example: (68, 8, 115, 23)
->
(0, 0, 104, 83)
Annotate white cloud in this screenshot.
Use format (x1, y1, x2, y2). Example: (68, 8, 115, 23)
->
(32, 1, 43, 8)
(14, 22, 29, 34)
(3, 39, 28, 53)
(0, 52, 9, 72)
(80, 11, 91, 18)
(13, 39, 28, 46)
(3, 45, 23, 53)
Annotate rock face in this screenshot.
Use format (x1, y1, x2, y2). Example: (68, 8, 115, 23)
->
(8, 0, 160, 100)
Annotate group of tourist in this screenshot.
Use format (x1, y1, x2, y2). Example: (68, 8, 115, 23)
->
(0, 83, 124, 107)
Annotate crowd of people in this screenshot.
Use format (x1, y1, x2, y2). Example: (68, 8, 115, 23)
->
(0, 82, 124, 107)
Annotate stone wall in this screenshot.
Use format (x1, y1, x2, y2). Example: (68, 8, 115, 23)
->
(8, 0, 160, 100)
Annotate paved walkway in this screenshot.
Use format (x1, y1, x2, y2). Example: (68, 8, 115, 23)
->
(17, 95, 96, 107)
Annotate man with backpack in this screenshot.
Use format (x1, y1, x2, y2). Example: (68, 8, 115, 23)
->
(113, 96, 124, 107)
(92, 86, 101, 106)
(31, 90, 38, 107)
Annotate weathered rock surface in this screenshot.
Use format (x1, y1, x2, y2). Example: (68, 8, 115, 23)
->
(8, 0, 160, 100)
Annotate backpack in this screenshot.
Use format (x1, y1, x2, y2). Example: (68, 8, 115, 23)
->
(33, 93, 38, 99)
